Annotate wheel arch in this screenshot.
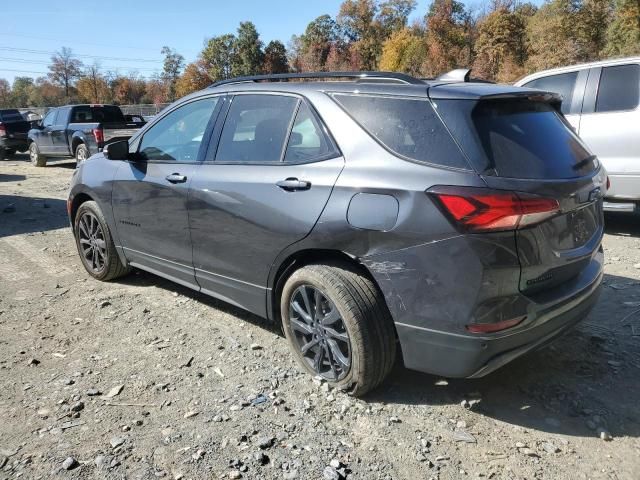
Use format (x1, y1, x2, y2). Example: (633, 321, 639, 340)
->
(268, 248, 398, 336)
(71, 136, 85, 155)
(69, 191, 94, 227)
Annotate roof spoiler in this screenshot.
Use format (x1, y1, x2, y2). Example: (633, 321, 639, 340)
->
(436, 68, 471, 82)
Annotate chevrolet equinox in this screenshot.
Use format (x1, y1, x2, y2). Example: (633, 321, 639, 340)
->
(68, 71, 606, 396)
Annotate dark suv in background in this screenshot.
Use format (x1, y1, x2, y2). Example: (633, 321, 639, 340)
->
(68, 71, 606, 395)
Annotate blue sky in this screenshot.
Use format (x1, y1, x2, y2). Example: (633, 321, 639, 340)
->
(1, 0, 497, 84)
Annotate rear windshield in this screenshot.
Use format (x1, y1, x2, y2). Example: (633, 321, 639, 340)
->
(331, 93, 470, 170)
(0, 110, 24, 122)
(70, 106, 124, 123)
(434, 99, 597, 179)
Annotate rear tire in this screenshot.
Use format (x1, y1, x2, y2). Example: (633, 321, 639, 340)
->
(75, 143, 89, 164)
(280, 263, 396, 396)
(0, 148, 7, 161)
(29, 142, 47, 167)
(74, 201, 131, 281)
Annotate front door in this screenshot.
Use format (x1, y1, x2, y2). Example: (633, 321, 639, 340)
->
(36, 109, 57, 154)
(189, 94, 344, 316)
(111, 96, 221, 288)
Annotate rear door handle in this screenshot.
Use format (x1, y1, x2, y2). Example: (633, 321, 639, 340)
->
(166, 173, 187, 184)
(276, 178, 311, 191)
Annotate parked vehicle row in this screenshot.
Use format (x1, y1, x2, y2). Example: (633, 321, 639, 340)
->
(516, 56, 640, 213)
(68, 71, 606, 395)
(27, 104, 145, 167)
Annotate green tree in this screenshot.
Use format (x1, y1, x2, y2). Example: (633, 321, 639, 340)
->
(11, 77, 35, 107)
(201, 34, 237, 80)
(0, 79, 11, 108)
(604, 0, 640, 56)
(161, 46, 185, 102)
(299, 15, 341, 70)
(378, 0, 417, 34)
(233, 22, 264, 76)
(578, 0, 614, 59)
(48, 47, 83, 99)
(263, 40, 289, 73)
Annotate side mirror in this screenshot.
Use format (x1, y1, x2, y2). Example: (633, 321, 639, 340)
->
(103, 140, 130, 161)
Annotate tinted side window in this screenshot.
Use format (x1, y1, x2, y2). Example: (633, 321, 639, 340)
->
(55, 107, 70, 126)
(139, 97, 218, 162)
(332, 94, 470, 170)
(284, 102, 336, 162)
(524, 72, 578, 114)
(42, 110, 56, 127)
(216, 95, 298, 163)
(596, 64, 640, 113)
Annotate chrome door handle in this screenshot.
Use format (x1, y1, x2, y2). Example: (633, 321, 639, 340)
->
(165, 173, 187, 184)
(276, 178, 311, 191)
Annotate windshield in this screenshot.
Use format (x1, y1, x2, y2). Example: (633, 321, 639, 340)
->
(434, 99, 597, 179)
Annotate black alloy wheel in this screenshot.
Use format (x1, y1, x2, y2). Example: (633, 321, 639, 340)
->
(288, 284, 352, 380)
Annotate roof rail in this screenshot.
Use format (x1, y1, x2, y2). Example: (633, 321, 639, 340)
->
(209, 71, 426, 88)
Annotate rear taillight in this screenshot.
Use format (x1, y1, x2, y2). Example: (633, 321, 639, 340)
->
(92, 128, 104, 144)
(428, 186, 560, 233)
(606, 176, 611, 191)
(0, 123, 6, 137)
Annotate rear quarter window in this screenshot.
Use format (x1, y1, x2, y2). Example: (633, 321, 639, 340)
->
(435, 99, 596, 179)
(331, 93, 470, 170)
(596, 64, 640, 112)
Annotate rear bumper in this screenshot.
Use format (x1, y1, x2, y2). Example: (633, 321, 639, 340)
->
(0, 138, 28, 150)
(395, 257, 602, 378)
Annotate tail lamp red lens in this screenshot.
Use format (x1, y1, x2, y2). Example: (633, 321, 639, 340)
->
(606, 176, 610, 191)
(0, 123, 6, 137)
(92, 128, 104, 144)
(428, 186, 560, 232)
(466, 316, 526, 334)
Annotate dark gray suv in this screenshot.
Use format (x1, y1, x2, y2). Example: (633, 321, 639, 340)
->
(68, 71, 606, 396)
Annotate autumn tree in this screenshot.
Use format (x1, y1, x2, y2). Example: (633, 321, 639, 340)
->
(48, 47, 83, 98)
(175, 62, 211, 98)
(297, 15, 341, 71)
(338, 0, 382, 69)
(526, 0, 583, 71)
(422, 0, 473, 76)
(603, 0, 640, 56)
(112, 76, 147, 105)
(379, 26, 426, 75)
(77, 63, 111, 103)
(263, 40, 289, 73)
(578, 0, 614, 59)
(473, 5, 528, 82)
(201, 34, 237, 80)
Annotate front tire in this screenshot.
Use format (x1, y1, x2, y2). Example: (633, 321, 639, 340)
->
(29, 143, 47, 167)
(280, 264, 396, 396)
(74, 201, 131, 281)
(75, 143, 89, 164)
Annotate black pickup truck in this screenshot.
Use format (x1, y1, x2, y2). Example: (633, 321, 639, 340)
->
(0, 109, 30, 160)
(27, 104, 145, 167)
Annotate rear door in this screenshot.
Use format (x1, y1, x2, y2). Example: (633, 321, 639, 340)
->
(577, 63, 640, 196)
(111, 96, 221, 288)
(435, 97, 606, 296)
(189, 93, 344, 316)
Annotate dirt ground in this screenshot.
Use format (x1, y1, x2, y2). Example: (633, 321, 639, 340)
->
(1, 155, 639, 480)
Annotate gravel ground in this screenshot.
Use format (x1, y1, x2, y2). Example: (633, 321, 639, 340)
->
(1, 155, 639, 480)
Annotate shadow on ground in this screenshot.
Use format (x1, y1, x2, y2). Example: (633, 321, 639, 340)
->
(3, 153, 76, 169)
(0, 194, 69, 238)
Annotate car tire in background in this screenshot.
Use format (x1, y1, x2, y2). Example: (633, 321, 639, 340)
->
(73, 200, 131, 281)
(75, 143, 89, 164)
(29, 142, 47, 167)
(280, 264, 397, 396)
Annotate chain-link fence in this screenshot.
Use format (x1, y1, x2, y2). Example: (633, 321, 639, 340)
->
(17, 104, 170, 120)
